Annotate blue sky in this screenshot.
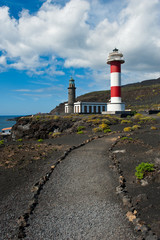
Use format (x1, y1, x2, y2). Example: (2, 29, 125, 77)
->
(0, 0, 160, 115)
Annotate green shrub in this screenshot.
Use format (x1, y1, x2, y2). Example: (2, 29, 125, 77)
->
(103, 129, 111, 133)
(18, 145, 22, 148)
(92, 127, 103, 133)
(17, 138, 23, 142)
(138, 120, 144, 125)
(77, 126, 85, 132)
(63, 115, 72, 119)
(90, 119, 101, 124)
(0, 140, 4, 145)
(99, 123, 109, 130)
(52, 132, 61, 137)
(37, 139, 43, 143)
(120, 137, 133, 141)
(142, 117, 156, 123)
(77, 130, 84, 134)
(150, 126, 157, 130)
(36, 115, 40, 120)
(132, 125, 141, 130)
(133, 113, 143, 120)
(101, 119, 110, 124)
(123, 127, 132, 132)
(121, 120, 132, 124)
(135, 162, 155, 180)
(53, 115, 59, 120)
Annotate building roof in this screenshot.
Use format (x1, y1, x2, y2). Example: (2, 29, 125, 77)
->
(2, 127, 12, 131)
(65, 101, 107, 105)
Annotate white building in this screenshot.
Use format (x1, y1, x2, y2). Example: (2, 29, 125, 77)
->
(1, 127, 12, 135)
(65, 101, 107, 114)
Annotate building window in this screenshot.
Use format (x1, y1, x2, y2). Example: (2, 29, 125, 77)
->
(84, 106, 87, 113)
(89, 106, 92, 113)
(102, 106, 105, 111)
(98, 106, 101, 113)
(94, 106, 96, 113)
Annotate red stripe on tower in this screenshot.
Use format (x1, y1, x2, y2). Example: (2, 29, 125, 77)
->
(110, 62, 121, 73)
(111, 86, 121, 97)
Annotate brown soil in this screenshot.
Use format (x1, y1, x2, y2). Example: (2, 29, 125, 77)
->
(0, 141, 62, 169)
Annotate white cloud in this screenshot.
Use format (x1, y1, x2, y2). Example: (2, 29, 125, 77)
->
(14, 89, 32, 92)
(13, 83, 65, 102)
(14, 84, 64, 94)
(0, 0, 160, 84)
(0, 55, 6, 65)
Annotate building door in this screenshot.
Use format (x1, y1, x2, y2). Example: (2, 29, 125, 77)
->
(102, 106, 105, 111)
(77, 106, 79, 113)
(94, 106, 96, 113)
(89, 106, 92, 113)
(98, 106, 101, 113)
(84, 106, 87, 113)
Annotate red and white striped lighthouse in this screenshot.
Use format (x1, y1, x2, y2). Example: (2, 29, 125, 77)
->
(107, 48, 125, 112)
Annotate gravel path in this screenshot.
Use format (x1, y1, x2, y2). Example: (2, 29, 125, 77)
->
(25, 135, 138, 240)
(0, 134, 91, 240)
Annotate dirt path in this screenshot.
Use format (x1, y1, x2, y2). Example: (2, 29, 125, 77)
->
(24, 135, 138, 240)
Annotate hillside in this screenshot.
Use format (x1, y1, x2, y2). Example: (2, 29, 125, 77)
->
(50, 77, 160, 114)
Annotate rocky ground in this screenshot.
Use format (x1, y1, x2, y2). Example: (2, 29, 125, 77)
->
(110, 126, 160, 237)
(0, 114, 160, 239)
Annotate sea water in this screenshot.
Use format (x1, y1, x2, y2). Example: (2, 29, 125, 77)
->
(0, 116, 19, 131)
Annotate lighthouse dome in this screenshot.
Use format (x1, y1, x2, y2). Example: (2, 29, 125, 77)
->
(107, 48, 125, 64)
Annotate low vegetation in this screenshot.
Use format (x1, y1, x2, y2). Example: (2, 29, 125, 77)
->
(150, 126, 157, 130)
(121, 119, 132, 124)
(123, 127, 132, 132)
(103, 128, 111, 133)
(77, 130, 84, 134)
(92, 122, 111, 133)
(17, 139, 23, 142)
(92, 127, 102, 133)
(0, 140, 4, 145)
(52, 132, 61, 137)
(77, 126, 85, 132)
(135, 162, 155, 180)
(132, 125, 141, 130)
(120, 137, 133, 141)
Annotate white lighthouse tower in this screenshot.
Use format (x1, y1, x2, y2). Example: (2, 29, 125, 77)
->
(107, 48, 125, 112)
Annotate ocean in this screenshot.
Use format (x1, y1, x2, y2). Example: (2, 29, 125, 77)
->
(0, 116, 20, 131)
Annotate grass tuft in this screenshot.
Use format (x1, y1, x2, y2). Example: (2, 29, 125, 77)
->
(135, 162, 155, 180)
(123, 127, 132, 132)
(150, 126, 157, 130)
(132, 125, 141, 130)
